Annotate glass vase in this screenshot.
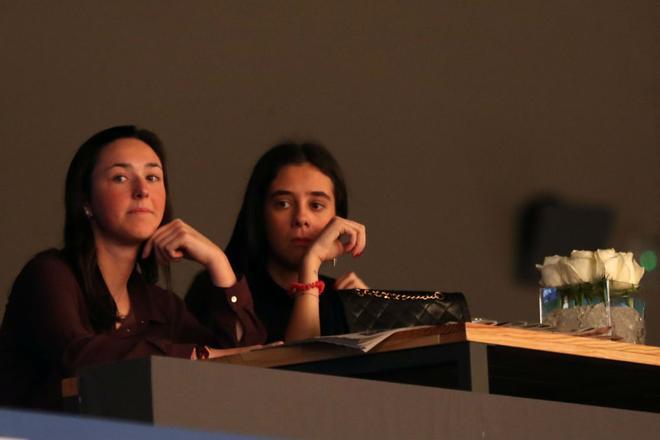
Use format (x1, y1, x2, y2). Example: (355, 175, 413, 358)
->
(539, 279, 645, 344)
(608, 280, 645, 344)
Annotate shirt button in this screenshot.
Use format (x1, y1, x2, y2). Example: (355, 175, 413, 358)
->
(140, 320, 145, 324)
(230, 296, 238, 304)
(126, 328, 131, 333)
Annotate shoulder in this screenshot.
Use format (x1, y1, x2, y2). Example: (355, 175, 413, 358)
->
(10, 248, 80, 303)
(15, 249, 76, 285)
(24, 248, 70, 268)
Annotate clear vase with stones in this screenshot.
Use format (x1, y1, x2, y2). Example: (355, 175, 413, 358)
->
(539, 279, 645, 344)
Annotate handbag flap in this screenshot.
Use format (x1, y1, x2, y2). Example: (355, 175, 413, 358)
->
(337, 288, 470, 333)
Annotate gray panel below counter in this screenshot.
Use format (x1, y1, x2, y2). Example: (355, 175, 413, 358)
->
(78, 356, 660, 439)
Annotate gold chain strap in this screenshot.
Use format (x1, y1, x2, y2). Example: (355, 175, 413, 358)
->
(353, 289, 444, 301)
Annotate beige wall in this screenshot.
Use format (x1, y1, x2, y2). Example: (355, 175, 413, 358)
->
(1, 1, 659, 341)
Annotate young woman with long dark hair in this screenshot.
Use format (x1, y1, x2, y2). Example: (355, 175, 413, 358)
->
(0, 126, 264, 409)
(186, 142, 367, 342)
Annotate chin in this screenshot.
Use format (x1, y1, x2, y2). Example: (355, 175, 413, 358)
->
(122, 228, 158, 244)
(271, 250, 305, 271)
(285, 247, 307, 264)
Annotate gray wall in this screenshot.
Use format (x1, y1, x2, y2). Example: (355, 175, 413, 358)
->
(1, 1, 659, 342)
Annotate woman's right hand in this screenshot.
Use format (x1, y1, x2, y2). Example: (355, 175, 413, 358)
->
(303, 216, 366, 271)
(141, 219, 237, 287)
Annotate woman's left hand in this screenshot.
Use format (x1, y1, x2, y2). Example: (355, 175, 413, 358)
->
(334, 271, 368, 289)
(142, 219, 237, 287)
(303, 217, 367, 271)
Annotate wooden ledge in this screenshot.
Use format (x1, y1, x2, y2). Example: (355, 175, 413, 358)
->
(216, 323, 467, 368)
(465, 323, 660, 367)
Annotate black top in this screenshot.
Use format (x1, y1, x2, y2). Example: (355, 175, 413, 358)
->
(187, 268, 348, 343)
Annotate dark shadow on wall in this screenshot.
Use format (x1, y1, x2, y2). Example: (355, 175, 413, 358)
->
(516, 195, 614, 284)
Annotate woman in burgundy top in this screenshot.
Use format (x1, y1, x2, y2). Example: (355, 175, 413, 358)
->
(0, 126, 266, 409)
(187, 142, 368, 343)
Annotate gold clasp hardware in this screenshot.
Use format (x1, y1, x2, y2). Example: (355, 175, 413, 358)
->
(354, 289, 443, 301)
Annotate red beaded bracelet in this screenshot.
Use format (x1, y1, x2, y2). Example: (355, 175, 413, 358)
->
(288, 280, 325, 296)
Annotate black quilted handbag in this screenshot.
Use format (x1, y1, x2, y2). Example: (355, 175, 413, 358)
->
(337, 288, 470, 332)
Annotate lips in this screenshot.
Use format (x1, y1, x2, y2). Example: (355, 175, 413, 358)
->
(128, 207, 153, 214)
(291, 238, 312, 246)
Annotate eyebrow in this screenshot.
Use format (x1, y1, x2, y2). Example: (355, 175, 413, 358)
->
(269, 190, 332, 200)
(105, 162, 162, 171)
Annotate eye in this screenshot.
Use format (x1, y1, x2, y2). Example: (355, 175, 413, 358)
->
(310, 201, 326, 211)
(112, 175, 127, 183)
(146, 174, 161, 182)
(273, 199, 291, 209)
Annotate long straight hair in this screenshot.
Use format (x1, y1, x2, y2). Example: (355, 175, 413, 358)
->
(63, 125, 173, 331)
(226, 142, 348, 274)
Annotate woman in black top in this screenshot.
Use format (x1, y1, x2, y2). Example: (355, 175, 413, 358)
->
(187, 142, 368, 342)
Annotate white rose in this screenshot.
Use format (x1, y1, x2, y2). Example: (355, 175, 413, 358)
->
(594, 248, 616, 279)
(602, 251, 645, 285)
(536, 255, 564, 287)
(566, 250, 596, 283)
(558, 258, 585, 285)
(537, 249, 645, 287)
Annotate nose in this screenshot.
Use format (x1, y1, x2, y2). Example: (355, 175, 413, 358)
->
(292, 205, 309, 228)
(133, 178, 149, 199)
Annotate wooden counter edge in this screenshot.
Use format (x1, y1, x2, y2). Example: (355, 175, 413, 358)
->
(466, 323, 660, 367)
(216, 323, 468, 368)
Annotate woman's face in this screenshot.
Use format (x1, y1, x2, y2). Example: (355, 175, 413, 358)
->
(264, 162, 336, 268)
(88, 138, 166, 246)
